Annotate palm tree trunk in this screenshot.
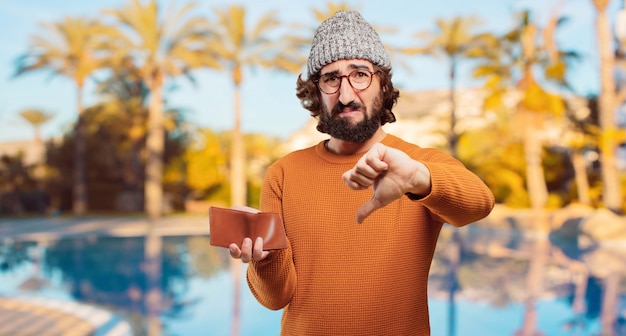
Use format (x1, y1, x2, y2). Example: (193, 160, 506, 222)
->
(73, 83, 87, 215)
(231, 83, 246, 207)
(572, 270, 588, 314)
(600, 272, 619, 336)
(145, 83, 164, 221)
(34, 125, 42, 145)
(144, 79, 165, 335)
(446, 231, 461, 336)
(572, 151, 591, 205)
(230, 82, 245, 336)
(594, 0, 623, 212)
(449, 60, 458, 158)
(524, 124, 548, 210)
(230, 258, 242, 336)
(515, 220, 549, 336)
(144, 232, 163, 336)
(144, 75, 164, 334)
(72, 238, 85, 299)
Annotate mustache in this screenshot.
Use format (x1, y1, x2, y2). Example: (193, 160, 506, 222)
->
(331, 101, 363, 116)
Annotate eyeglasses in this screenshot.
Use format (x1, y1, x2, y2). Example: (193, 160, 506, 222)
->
(315, 69, 379, 95)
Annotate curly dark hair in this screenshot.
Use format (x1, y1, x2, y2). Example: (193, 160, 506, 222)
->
(295, 66, 399, 126)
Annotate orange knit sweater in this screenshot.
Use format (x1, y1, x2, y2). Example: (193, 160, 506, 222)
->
(247, 134, 494, 336)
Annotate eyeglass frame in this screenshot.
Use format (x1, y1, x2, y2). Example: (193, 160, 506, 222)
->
(313, 68, 380, 95)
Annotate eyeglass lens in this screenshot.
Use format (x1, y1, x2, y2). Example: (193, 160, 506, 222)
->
(318, 70, 374, 94)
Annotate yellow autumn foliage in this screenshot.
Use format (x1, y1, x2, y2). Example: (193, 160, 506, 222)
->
(519, 81, 565, 117)
(185, 130, 227, 192)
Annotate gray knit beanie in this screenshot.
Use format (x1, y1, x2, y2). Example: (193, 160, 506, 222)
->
(307, 10, 391, 78)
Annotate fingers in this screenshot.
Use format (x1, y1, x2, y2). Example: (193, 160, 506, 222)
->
(229, 238, 253, 262)
(252, 237, 265, 261)
(343, 154, 388, 190)
(342, 170, 369, 190)
(364, 153, 389, 171)
(356, 197, 384, 224)
(229, 243, 242, 258)
(229, 237, 267, 263)
(242, 238, 254, 262)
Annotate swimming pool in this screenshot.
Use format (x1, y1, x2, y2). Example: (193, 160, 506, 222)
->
(0, 225, 623, 335)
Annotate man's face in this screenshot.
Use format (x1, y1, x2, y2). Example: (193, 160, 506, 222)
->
(317, 59, 384, 143)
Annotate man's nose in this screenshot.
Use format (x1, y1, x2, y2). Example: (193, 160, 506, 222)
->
(338, 76, 356, 105)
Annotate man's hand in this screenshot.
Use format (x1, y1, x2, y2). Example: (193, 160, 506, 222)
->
(342, 143, 431, 223)
(227, 206, 271, 263)
(229, 236, 271, 263)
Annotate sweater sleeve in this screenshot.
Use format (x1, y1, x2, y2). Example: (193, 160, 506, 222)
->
(413, 148, 495, 227)
(246, 162, 297, 310)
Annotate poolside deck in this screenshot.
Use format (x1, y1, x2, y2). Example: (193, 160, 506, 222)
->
(0, 296, 132, 336)
(0, 215, 210, 242)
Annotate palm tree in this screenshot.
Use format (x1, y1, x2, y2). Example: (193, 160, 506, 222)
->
(207, 6, 304, 336)
(18, 108, 54, 144)
(402, 15, 486, 157)
(591, 0, 623, 213)
(94, 57, 148, 210)
(207, 5, 304, 208)
(103, 0, 216, 221)
(563, 96, 601, 206)
(103, 2, 214, 335)
(473, 9, 578, 211)
(14, 16, 107, 216)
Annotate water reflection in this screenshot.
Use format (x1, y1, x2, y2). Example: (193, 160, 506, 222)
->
(0, 235, 230, 335)
(0, 226, 623, 336)
(429, 223, 626, 336)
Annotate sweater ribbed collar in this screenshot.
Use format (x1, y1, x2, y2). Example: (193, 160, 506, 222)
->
(314, 134, 396, 164)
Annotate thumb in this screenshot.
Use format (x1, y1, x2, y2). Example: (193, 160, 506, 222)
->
(356, 197, 384, 224)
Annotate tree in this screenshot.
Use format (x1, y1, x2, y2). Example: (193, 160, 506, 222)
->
(93, 57, 148, 209)
(43, 87, 187, 213)
(473, 9, 578, 210)
(18, 109, 54, 144)
(185, 129, 226, 195)
(0, 154, 45, 214)
(591, 0, 623, 213)
(14, 16, 108, 216)
(402, 15, 486, 157)
(457, 125, 530, 207)
(206, 5, 304, 208)
(17, 108, 54, 203)
(103, 0, 216, 220)
(206, 6, 304, 336)
(102, 3, 213, 335)
(563, 97, 602, 206)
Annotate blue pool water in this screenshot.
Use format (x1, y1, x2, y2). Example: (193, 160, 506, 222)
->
(0, 226, 623, 336)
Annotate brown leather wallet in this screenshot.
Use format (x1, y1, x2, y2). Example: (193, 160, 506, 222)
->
(209, 206, 288, 250)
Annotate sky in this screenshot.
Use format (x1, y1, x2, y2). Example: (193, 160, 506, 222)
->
(0, 0, 622, 143)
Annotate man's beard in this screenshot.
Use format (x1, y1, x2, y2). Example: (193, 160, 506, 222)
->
(318, 95, 384, 143)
